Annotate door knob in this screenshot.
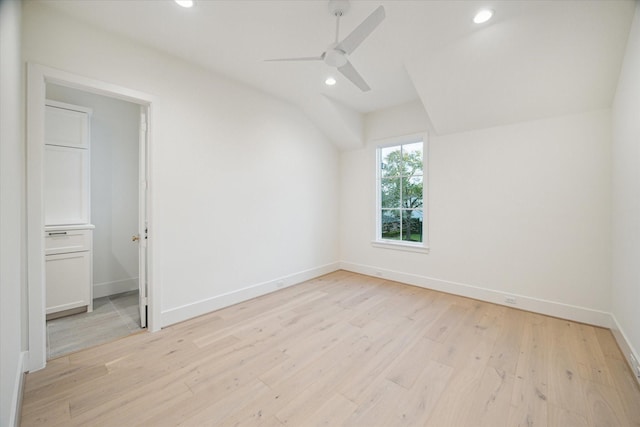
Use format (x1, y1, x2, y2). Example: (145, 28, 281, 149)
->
(132, 234, 140, 242)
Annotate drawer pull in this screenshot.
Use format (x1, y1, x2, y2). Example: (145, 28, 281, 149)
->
(48, 232, 68, 236)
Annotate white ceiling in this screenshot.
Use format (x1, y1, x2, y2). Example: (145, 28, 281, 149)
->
(34, 0, 635, 149)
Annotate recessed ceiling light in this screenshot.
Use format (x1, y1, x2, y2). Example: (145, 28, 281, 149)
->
(175, 0, 193, 8)
(473, 9, 493, 24)
(325, 77, 337, 86)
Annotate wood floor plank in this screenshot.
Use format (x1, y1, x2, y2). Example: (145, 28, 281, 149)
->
(425, 301, 507, 426)
(603, 356, 640, 426)
(64, 333, 246, 417)
(508, 313, 550, 427)
(342, 378, 408, 426)
(139, 376, 265, 426)
(487, 305, 525, 375)
(385, 336, 440, 389)
(304, 392, 357, 427)
(21, 365, 109, 415)
(432, 300, 498, 369)
(508, 377, 549, 427)
(547, 403, 589, 427)
(268, 319, 395, 409)
(258, 318, 362, 388)
(347, 296, 391, 328)
(184, 346, 288, 395)
(178, 381, 270, 427)
(546, 317, 589, 418)
(270, 320, 405, 425)
(19, 398, 70, 427)
(594, 327, 625, 361)
(424, 302, 470, 343)
(394, 359, 454, 425)
(465, 365, 515, 427)
(62, 379, 193, 426)
(179, 380, 274, 427)
(20, 271, 640, 427)
(574, 324, 615, 387)
(338, 319, 428, 404)
(583, 379, 630, 427)
(422, 352, 486, 426)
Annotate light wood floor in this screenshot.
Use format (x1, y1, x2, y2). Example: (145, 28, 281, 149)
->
(21, 271, 640, 426)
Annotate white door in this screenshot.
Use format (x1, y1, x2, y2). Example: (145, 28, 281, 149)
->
(137, 109, 148, 328)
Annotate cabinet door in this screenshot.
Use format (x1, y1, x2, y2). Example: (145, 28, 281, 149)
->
(44, 145, 90, 225)
(46, 251, 91, 314)
(45, 105, 89, 149)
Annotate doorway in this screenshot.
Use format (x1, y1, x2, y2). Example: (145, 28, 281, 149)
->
(26, 64, 157, 372)
(44, 84, 144, 359)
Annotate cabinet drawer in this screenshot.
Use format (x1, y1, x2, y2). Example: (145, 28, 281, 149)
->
(45, 229, 92, 255)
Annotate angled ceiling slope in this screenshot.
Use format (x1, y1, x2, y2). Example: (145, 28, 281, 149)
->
(403, 1, 635, 135)
(33, 0, 635, 147)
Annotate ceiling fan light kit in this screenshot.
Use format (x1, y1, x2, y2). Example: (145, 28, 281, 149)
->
(266, 0, 386, 92)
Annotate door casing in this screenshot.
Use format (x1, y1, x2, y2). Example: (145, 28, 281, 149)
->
(26, 63, 159, 372)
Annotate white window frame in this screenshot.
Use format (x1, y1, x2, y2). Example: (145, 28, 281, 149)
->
(372, 133, 429, 253)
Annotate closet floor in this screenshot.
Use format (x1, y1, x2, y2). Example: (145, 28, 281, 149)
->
(46, 290, 143, 360)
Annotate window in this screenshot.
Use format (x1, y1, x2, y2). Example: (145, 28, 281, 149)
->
(375, 137, 427, 251)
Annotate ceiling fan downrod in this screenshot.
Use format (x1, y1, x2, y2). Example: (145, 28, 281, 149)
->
(329, 0, 349, 42)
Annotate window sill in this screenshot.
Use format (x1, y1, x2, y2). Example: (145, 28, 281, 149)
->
(371, 240, 430, 254)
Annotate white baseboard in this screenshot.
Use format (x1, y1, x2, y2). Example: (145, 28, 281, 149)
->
(9, 351, 28, 427)
(161, 262, 341, 327)
(340, 261, 612, 328)
(610, 315, 640, 387)
(93, 277, 138, 299)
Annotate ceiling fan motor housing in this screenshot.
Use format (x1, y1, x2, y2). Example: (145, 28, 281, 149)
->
(324, 43, 348, 67)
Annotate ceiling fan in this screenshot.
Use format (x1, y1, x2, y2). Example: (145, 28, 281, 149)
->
(266, 0, 386, 92)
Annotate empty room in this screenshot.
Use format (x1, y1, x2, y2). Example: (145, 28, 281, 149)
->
(1, 0, 640, 426)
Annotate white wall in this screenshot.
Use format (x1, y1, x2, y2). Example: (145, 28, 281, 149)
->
(363, 99, 434, 141)
(342, 101, 613, 325)
(46, 84, 140, 298)
(0, 1, 26, 425)
(611, 2, 640, 373)
(23, 2, 339, 326)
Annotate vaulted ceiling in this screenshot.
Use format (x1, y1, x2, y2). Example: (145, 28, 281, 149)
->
(34, 0, 635, 149)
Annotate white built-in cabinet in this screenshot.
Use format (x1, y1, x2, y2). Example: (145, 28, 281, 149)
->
(44, 101, 94, 317)
(44, 102, 91, 225)
(44, 226, 94, 316)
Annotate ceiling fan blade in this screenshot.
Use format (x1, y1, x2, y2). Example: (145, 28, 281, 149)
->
(264, 56, 323, 62)
(337, 60, 371, 92)
(336, 5, 385, 55)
